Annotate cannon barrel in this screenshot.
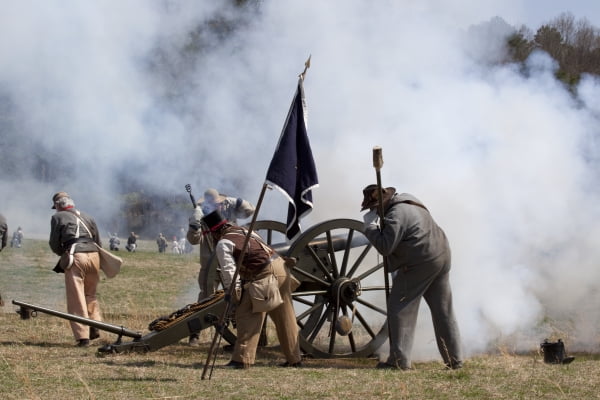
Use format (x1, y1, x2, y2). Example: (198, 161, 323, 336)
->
(271, 232, 370, 255)
(12, 300, 142, 339)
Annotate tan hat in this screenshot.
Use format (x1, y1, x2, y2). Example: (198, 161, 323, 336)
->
(202, 188, 226, 204)
(51, 191, 70, 209)
(360, 185, 396, 211)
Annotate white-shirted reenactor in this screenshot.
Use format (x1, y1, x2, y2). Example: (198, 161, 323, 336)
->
(202, 210, 302, 369)
(186, 188, 254, 346)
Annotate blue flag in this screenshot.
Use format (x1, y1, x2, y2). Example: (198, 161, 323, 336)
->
(265, 79, 319, 241)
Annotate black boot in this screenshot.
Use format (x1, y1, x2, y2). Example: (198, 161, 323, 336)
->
(90, 327, 100, 340)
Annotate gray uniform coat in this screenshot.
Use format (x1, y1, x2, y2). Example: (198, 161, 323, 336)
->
(0, 213, 7, 251)
(364, 193, 462, 369)
(49, 207, 103, 341)
(49, 209, 101, 255)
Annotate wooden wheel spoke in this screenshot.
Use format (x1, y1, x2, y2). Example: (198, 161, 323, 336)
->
(359, 285, 386, 292)
(292, 266, 330, 287)
(296, 302, 326, 322)
(341, 305, 358, 353)
(347, 331, 357, 352)
(339, 229, 355, 277)
(346, 243, 374, 278)
(352, 308, 377, 339)
(325, 231, 339, 278)
(265, 229, 273, 244)
(328, 311, 337, 353)
(355, 261, 384, 281)
(355, 297, 387, 316)
(306, 310, 330, 343)
(305, 245, 334, 282)
(292, 290, 328, 303)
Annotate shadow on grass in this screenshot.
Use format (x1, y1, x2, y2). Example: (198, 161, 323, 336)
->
(95, 377, 178, 382)
(99, 358, 205, 370)
(89, 342, 459, 372)
(0, 340, 75, 348)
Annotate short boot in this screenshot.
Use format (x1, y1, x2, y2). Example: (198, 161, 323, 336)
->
(90, 327, 100, 340)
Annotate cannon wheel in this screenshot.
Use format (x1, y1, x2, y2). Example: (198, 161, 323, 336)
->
(288, 219, 388, 358)
(208, 220, 288, 344)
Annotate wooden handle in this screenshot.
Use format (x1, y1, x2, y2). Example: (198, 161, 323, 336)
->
(373, 146, 383, 170)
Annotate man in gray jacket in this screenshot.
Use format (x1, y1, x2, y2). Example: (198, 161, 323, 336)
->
(361, 185, 463, 370)
(49, 192, 103, 347)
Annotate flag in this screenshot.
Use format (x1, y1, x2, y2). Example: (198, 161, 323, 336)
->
(265, 78, 319, 241)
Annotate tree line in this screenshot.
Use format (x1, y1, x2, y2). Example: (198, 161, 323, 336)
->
(506, 12, 600, 86)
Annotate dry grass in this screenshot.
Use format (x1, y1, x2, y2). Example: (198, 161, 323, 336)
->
(1, 239, 600, 400)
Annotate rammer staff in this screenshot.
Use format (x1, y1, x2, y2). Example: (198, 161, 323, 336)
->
(372, 146, 393, 344)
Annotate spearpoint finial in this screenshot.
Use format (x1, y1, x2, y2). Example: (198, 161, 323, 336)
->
(299, 55, 311, 80)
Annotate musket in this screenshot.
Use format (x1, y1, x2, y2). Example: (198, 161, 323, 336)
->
(185, 184, 197, 208)
(12, 300, 142, 341)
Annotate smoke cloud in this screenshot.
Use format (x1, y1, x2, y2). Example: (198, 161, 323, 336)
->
(1, 1, 599, 358)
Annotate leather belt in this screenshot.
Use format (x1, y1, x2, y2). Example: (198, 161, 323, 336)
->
(241, 254, 280, 281)
(62, 237, 93, 247)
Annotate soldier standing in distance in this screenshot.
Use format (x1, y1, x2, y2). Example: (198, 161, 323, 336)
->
(0, 213, 7, 306)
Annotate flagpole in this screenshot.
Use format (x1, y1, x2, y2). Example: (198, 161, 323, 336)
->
(202, 57, 315, 379)
(201, 183, 269, 380)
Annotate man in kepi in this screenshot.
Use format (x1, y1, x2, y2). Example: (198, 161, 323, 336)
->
(49, 192, 103, 347)
(202, 210, 302, 369)
(361, 185, 463, 370)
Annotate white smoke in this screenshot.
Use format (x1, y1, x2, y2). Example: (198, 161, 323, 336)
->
(1, 1, 599, 358)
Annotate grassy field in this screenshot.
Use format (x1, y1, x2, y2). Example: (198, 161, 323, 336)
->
(1, 239, 599, 400)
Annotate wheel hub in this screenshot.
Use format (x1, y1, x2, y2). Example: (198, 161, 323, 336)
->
(331, 277, 361, 305)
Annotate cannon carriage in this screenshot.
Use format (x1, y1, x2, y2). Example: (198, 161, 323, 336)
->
(14, 218, 389, 358)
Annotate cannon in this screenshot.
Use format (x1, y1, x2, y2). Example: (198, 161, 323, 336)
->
(203, 218, 388, 358)
(14, 219, 388, 358)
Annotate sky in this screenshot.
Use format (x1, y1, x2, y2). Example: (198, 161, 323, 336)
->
(516, 0, 600, 28)
(1, 0, 600, 360)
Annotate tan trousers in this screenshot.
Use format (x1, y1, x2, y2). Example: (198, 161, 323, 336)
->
(65, 252, 102, 340)
(232, 258, 301, 365)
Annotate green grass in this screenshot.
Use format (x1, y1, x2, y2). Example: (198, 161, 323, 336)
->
(1, 240, 600, 399)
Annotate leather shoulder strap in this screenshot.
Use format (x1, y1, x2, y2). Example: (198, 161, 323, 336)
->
(398, 200, 428, 212)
